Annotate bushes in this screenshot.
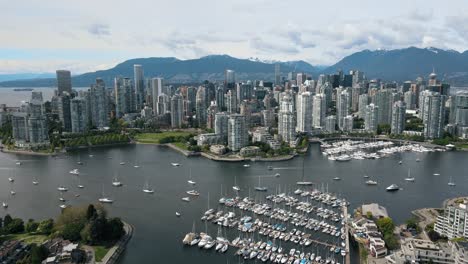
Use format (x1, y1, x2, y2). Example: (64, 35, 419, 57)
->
(376, 217, 399, 250)
(64, 133, 130, 148)
(5, 218, 25, 234)
(26, 219, 39, 233)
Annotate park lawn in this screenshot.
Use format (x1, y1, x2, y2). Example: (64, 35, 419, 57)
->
(134, 131, 193, 144)
(172, 141, 189, 150)
(0, 233, 48, 244)
(455, 143, 468, 149)
(93, 245, 111, 262)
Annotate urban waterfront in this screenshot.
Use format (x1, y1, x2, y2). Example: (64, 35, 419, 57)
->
(1, 143, 466, 263)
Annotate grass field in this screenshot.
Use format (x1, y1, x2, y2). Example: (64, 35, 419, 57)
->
(93, 245, 111, 262)
(172, 141, 189, 150)
(0, 233, 48, 244)
(134, 131, 193, 144)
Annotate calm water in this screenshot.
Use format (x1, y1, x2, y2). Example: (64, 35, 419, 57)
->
(0, 144, 467, 263)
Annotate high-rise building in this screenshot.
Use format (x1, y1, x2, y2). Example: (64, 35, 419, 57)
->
(170, 94, 183, 128)
(56, 70, 72, 95)
(422, 91, 446, 139)
(337, 90, 350, 130)
(358, 94, 369, 118)
(239, 101, 251, 128)
(114, 77, 133, 118)
(404, 91, 416, 110)
(228, 114, 248, 151)
(157, 94, 170, 115)
(262, 109, 275, 127)
(90, 78, 109, 128)
(391, 101, 406, 135)
(51, 94, 71, 132)
(320, 82, 333, 110)
(225, 69, 235, 90)
(206, 102, 218, 129)
(296, 92, 313, 133)
(278, 92, 296, 143)
(375, 89, 393, 125)
(364, 104, 379, 133)
(325, 115, 336, 133)
(449, 93, 468, 126)
(274, 64, 281, 85)
(312, 94, 326, 128)
(70, 97, 87, 133)
(226, 90, 237, 114)
(343, 115, 354, 132)
(134, 64, 145, 110)
(31, 91, 43, 102)
(296, 73, 307, 85)
(237, 83, 253, 102)
(215, 112, 229, 144)
(351, 86, 363, 112)
(215, 86, 225, 110)
(196, 86, 207, 127)
(151, 78, 163, 115)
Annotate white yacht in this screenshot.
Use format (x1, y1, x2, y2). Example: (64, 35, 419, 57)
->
(182, 197, 191, 202)
(363, 175, 369, 178)
(142, 187, 155, 194)
(15, 161, 21, 165)
(8, 177, 14, 182)
(69, 169, 79, 175)
(98, 197, 114, 203)
(365, 180, 377, 185)
(32, 178, 39, 185)
(404, 169, 415, 182)
(448, 176, 456, 186)
(186, 190, 200, 196)
(112, 174, 122, 187)
(133, 165, 140, 168)
(176, 212, 181, 217)
(59, 204, 67, 209)
(254, 175, 267, 192)
(10, 190, 16, 195)
(57, 186, 68, 192)
(232, 177, 241, 191)
(433, 173, 440, 176)
(336, 155, 351, 161)
(386, 184, 399, 191)
(188, 180, 196, 185)
(274, 173, 281, 177)
(171, 163, 181, 167)
(2, 202, 7, 208)
(243, 164, 250, 168)
(77, 184, 85, 189)
(333, 177, 341, 181)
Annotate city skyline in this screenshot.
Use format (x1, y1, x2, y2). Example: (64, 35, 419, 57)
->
(1, 0, 468, 74)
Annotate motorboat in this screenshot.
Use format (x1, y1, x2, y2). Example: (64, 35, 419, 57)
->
(232, 186, 241, 191)
(57, 186, 68, 192)
(59, 204, 67, 209)
(386, 184, 399, 191)
(77, 185, 85, 189)
(134, 165, 140, 168)
(433, 173, 440, 176)
(32, 180, 39, 185)
(112, 177, 122, 187)
(59, 197, 66, 202)
(333, 177, 341, 181)
(336, 155, 351, 161)
(448, 176, 456, 186)
(399, 160, 403, 165)
(15, 161, 21, 165)
(143, 188, 154, 194)
(10, 190, 15, 195)
(119, 162, 125, 165)
(363, 175, 369, 178)
(186, 190, 200, 196)
(8, 177, 14, 182)
(188, 180, 196, 185)
(365, 180, 377, 185)
(69, 169, 79, 175)
(275, 173, 281, 177)
(176, 212, 181, 217)
(297, 181, 313, 186)
(182, 197, 190, 202)
(98, 197, 113, 203)
(171, 163, 181, 167)
(77, 161, 83, 165)
(255, 187, 268, 192)
(2, 202, 7, 208)
(243, 164, 250, 168)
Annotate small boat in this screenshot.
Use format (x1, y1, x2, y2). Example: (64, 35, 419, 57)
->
(59, 197, 66, 202)
(2, 202, 7, 208)
(32, 180, 39, 185)
(254, 175, 267, 192)
(10, 190, 16, 195)
(77, 161, 83, 165)
(171, 163, 180, 167)
(112, 174, 122, 187)
(57, 186, 68, 192)
(399, 160, 403, 165)
(75, 194, 80, 197)
(89, 154, 94, 158)
(297, 181, 313, 186)
(448, 176, 456, 186)
(416, 158, 420, 162)
(404, 169, 415, 182)
(187, 190, 200, 196)
(8, 177, 14, 182)
(98, 197, 113, 203)
(333, 177, 341, 181)
(119, 162, 125, 165)
(433, 173, 440, 176)
(77, 184, 85, 189)
(188, 180, 196, 185)
(274, 173, 281, 177)
(69, 169, 79, 175)
(182, 197, 190, 202)
(134, 165, 140, 168)
(59, 204, 67, 209)
(363, 175, 369, 178)
(365, 180, 377, 185)
(243, 164, 250, 168)
(15, 161, 21, 165)
(176, 212, 181, 217)
(232, 176, 241, 191)
(336, 155, 351, 161)
(386, 184, 399, 191)
(143, 188, 154, 194)
(267, 166, 273, 170)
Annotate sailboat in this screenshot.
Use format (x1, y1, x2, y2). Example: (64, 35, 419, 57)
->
(333, 177, 341, 181)
(32, 175, 39, 185)
(98, 186, 114, 203)
(59, 204, 67, 209)
(297, 158, 313, 185)
(59, 192, 66, 202)
(187, 165, 196, 185)
(404, 169, 415, 182)
(232, 176, 241, 191)
(15, 161, 21, 165)
(448, 176, 456, 186)
(112, 172, 122, 187)
(254, 175, 267, 192)
(2, 202, 7, 208)
(77, 176, 84, 189)
(69, 169, 79, 175)
(77, 154, 83, 165)
(142, 180, 154, 194)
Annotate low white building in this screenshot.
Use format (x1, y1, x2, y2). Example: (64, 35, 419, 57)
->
(387, 238, 454, 264)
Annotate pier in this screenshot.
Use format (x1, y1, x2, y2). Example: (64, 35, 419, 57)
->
(343, 205, 350, 264)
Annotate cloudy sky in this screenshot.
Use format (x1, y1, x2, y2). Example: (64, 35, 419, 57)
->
(1, 0, 468, 74)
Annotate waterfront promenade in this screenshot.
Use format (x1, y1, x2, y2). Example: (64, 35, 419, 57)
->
(97, 222, 134, 264)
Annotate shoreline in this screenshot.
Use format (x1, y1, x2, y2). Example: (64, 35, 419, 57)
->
(1, 148, 55, 156)
(97, 221, 134, 264)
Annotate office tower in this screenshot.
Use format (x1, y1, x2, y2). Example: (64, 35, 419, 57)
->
(351, 86, 362, 112)
(237, 83, 253, 102)
(278, 92, 296, 143)
(320, 82, 332, 110)
(90, 78, 109, 128)
(51, 94, 71, 132)
(312, 93, 326, 128)
(342, 74, 353, 87)
(364, 104, 379, 132)
(170, 94, 183, 128)
(343, 115, 354, 132)
(404, 91, 416, 110)
(186, 86, 197, 115)
(114, 77, 133, 118)
(402, 81, 412, 93)
(337, 90, 350, 130)
(375, 89, 393, 125)
(157, 94, 170, 115)
(215, 86, 225, 110)
(296, 73, 306, 85)
(151, 78, 163, 115)
(225, 69, 235, 90)
(391, 101, 406, 135)
(196, 86, 207, 127)
(352, 71, 364, 87)
(70, 97, 87, 133)
(274, 64, 281, 85)
(296, 92, 313, 133)
(134, 64, 145, 110)
(228, 114, 248, 151)
(325, 115, 336, 133)
(422, 92, 446, 139)
(262, 109, 275, 127)
(226, 90, 237, 113)
(358, 94, 369, 118)
(56, 70, 72, 95)
(239, 101, 251, 128)
(215, 112, 229, 144)
(31, 91, 43, 102)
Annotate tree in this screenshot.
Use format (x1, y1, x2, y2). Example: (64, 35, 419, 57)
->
(366, 211, 373, 219)
(3, 214, 13, 227)
(0, 216, 2, 229)
(86, 204, 97, 220)
(89, 216, 107, 244)
(62, 222, 84, 241)
(6, 218, 25, 234)
(376, 217, 395, 235)
(105, 218, 124, 241)
(37, 219, 54, 235)
(29, 244, 48, 264)
(26, 219, 39, 233)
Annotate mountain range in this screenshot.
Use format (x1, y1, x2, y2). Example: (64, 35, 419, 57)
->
(1, 47, 468, 87)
